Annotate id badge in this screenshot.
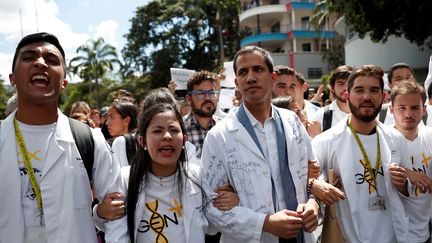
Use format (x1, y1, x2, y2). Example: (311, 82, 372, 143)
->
(368, 196, 386, 210)
(25, 225, 47, 243)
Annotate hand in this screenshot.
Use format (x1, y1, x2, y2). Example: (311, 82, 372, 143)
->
(406, 169, 432, 193)
(310, 179, 345, 205)
(308, 160, 320, 179)
(297, 200, 319, 233)
(167, 80, 176, 95)
(306, 121, 321, 138)
(310, 84, 324, 103)
(388, 163, 408, 195)
(213, 185, 239, 211)
(96, 192, 126, 221)
(262, 210, 303, 239)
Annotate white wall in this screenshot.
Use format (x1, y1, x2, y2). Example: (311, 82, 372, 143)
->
(345, 35, 432, 70)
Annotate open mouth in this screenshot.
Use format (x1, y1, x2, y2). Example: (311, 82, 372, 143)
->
(31, 74, 49, 87)
(159, 146, 175, 153)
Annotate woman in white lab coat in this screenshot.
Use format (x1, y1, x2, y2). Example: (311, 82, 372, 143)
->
(103, 103, 237, 243)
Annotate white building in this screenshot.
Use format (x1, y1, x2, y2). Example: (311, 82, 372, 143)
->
(239, 0, 338, 86)
(335, 16, 431, 83)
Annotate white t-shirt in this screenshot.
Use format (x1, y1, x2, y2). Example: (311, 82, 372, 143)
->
(136, 172, 186, 243)
(312, 100, 349, 130)
(338, 133, 396, 243)
(399, 126, 432, 242)
(16, 121, 56, 238)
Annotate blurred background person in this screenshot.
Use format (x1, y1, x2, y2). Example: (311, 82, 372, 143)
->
(106, 100, 138, 144)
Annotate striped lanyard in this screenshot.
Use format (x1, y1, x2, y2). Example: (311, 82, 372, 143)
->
(348, 119, 381, 189)
(14, 117, 43, 220)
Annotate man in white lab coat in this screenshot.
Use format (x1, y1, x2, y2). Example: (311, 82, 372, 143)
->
(200, 46, 319, 243)
(0, 32, 120, 243)
(312, 65, 409, 243)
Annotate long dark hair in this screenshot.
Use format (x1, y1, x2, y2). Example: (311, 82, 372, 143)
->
(127, 103, 202, 242)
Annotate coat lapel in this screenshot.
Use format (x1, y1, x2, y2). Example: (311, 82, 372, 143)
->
(226, 113, 265, 161)
(331, 120, 362, 238)
(182, 179, 200, 242)
(41, 112, 72, 179)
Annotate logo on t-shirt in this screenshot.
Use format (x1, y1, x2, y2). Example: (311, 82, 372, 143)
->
(137, 199, 183, 242)
(355, 159, 384, 194)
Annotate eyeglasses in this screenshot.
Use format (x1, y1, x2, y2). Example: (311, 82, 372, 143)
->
(188, 90, 219, 100)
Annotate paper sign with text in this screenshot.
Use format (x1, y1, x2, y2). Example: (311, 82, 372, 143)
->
(170, 68, 195, 90)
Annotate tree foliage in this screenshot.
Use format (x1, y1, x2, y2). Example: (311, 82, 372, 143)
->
(309, 1, 345, 71)
(122, 0, 241, 89)
(69, 37, 121, 108)
(0, 75, 14, 118)
(328, 0, 432, 47)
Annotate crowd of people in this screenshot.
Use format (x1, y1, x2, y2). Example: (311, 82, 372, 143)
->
(2, 32, 432, 243)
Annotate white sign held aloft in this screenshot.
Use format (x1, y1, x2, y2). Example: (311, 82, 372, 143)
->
(170, 68, 195, 90)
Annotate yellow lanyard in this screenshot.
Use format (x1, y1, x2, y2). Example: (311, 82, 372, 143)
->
(348, 120, 381, 187)
(14, 118, 43, 211)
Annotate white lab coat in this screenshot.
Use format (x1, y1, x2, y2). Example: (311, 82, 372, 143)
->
(0, 110, 121, 243)
(200, 106, 314, 243)
(312, 117, 410, 243)
(104, 163, 212, 243)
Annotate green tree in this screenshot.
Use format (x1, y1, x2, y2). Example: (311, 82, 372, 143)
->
(309, 0, 345, 71)
(69, 37, 121, 108)
(328, 0, 432, 48)
(122, 0, 241, 89)
(0, 75, 12, 118)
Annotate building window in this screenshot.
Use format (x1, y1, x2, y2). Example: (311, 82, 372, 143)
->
(321, 43, 327, 51)
(301, 17, 310, 29)
(302, 43, 311, 52)
(271, 22, 280, 33)
(308, 68, 322, 79)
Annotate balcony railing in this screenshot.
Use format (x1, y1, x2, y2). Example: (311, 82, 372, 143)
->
(241, 23, 335, 36)
(241, 0, 317, 11)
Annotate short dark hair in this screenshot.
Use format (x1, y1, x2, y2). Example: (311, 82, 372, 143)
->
(12, 32, 66, 76)
(274, 65, 295, 76)
(388, 63, 414, 84)
(390, 80, 427, 105)
(294, 71, 306, 85)
(233, 46, 273, 75)
(330, 65, 353, 87)
(347, 65, 384, 93)
(186, 70, 216, 92)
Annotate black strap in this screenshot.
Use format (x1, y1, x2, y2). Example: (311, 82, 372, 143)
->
(322, 105, 333, 132)
(69, 118, 94, 183)
(379, 104, 389, 123)
(124, 132, 138, 165)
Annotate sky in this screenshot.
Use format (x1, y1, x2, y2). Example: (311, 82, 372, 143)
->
(0, 0, 150, 83)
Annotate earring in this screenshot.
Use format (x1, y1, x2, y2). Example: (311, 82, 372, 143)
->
(144, 147, 147, 150)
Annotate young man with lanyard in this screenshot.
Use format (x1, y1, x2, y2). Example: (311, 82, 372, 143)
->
(0, 32, 121, 243)
(388, 80, 432, 243)
(312, 65, 409, 242)
(200, 46, 319, 243)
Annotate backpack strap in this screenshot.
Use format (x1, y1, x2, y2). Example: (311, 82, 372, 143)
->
(69, 118, 94, 183)
(124, 131, 138, 165)
(379, 104, 389, 123)
(322, 105, 333, 132)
